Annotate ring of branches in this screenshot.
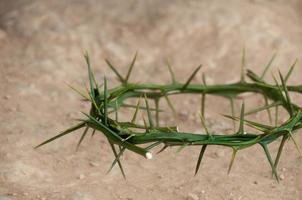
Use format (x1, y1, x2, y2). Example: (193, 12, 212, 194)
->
(36, 52, 302, 181)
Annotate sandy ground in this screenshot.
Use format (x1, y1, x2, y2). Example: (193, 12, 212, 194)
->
(1, 0, 302, 199)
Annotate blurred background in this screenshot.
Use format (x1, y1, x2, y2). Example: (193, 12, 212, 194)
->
(1, 0, 302, 199)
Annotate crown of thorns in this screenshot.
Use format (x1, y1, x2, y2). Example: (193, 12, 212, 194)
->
(36, 52, 302, 181)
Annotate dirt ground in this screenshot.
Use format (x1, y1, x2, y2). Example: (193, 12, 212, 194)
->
(1, 0, 302, 199)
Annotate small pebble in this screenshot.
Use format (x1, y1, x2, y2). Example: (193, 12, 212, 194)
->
(214, 150, 225, 158)
(279, 174, 285, 180)
(23, 192, 29, 196)
(201, 190, 205, 194)
(187, 193, 199, 200)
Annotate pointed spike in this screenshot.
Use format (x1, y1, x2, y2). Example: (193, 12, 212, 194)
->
(274, 135, 287, 170)
(142, 116, 149, 133)
(240, 47, 246, 82)
(263, 95, 273, 125)
(194, 145, 207, 176)
(166, 59, 176, 84)
(84, 53, 97, 98)
(76, 126, 89, 151)
(157, 144, 168, 154)
(35, 122, 86, 149)
(144, 94, 154, 128)
(105, 59, 125, 83)
(125, 51, 138, 83)
(91, 129, 96, 138)
(164, 95, 177, 118)
(284, 59, 298, 83)
(181, 65, 202, 91)
(260, 53, 277, 79)
(131, 96, 142, 123)
(222, 114, 273, 132)
(104, 76, 108, 125)
(108, 142, 126, 179)
(199, 113, 211, 137)
(227, 148, 237, 174)
(237, 102, 245, 135)
(261, 144, 279, 182)
(66, 83, 90, 101)
(288, 131, 302, 158)
(245, 101, 281, 116)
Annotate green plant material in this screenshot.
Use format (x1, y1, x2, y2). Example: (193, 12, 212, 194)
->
(36, 54, 302, 181)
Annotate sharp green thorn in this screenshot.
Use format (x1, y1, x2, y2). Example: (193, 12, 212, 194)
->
(125, 51, 138, 83)
(288, 131, 302, 159)
(260, 52, 277, 79)
(195, 145, 207, 176)
(76, 126, 89, 151)
(104, 76, 108, 125)
(35, 122, 86, 149)
(199, 113, 211, 138)
(273, 135, 287, 172)
(237, 101, 245, 135)
(164, 95, 177, 119)
(261, 144, 279, 182)
(284, 59, 298, 83)
(227, 148, 237, 174)
(182, 65, 202, 91)
(156, 144, 168, 154)
(263, 95, 273, 125)
(108, 142, 126, 179)
(166, 59, 176, 84)
(105, 59, 125, 83)
(144, 94, 154, 128)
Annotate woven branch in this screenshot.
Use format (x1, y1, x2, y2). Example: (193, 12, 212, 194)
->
(36, 53, 302, 181)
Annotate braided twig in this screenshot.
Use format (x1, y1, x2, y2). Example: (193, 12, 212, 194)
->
(36, 53, 302, 181)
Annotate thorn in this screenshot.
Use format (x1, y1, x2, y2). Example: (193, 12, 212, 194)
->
(181, 65, 202, 91)
(199, 113, 211, 138)
(227, 148, 237, 174)
(263, 95, 273, 125)
(260, 52, 277, 79)
(144, 94, 154, 128)
(125, 51, 138, 83)
(237, 101, 245, 135)
(261, 144, 279, 182)
(105, 59, 125, 83)
(108, 142, 126, 179)
(166, 59, 176, 84)
(164, 95, 177, 119)
(76, 126, 89, 151)
(284, 59, 298, 83)
(288, 131, 302, 158)
(195, 145, 207, 176)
